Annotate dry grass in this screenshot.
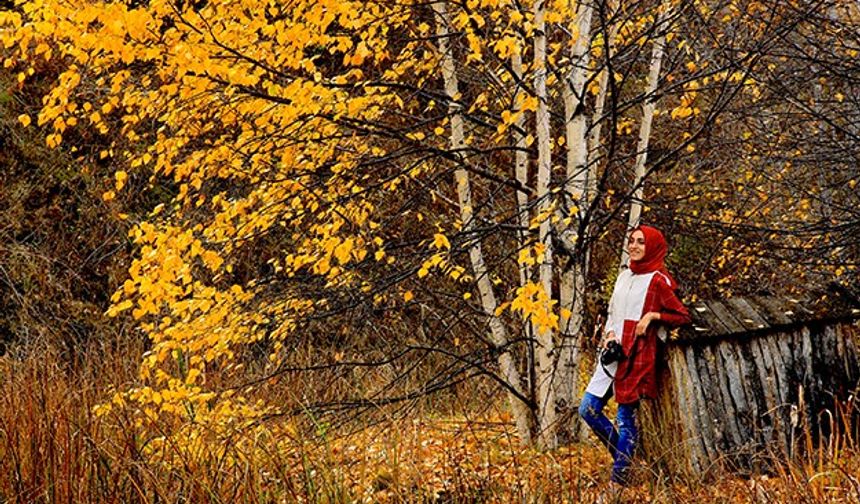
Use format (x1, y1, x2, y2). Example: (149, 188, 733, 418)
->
(1, 347, 858, 503)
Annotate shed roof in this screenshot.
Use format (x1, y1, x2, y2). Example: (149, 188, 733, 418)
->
(672, 283, 860, 343)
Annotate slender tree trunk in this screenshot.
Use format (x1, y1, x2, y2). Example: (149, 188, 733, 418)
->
(532, 0, 558, 449)
(587, 21, 620, 178)
(512, 50, 537, 412)
(556, 0, 594, 445)
(621, 7, 669, 267)
(432, 1, 534, 446)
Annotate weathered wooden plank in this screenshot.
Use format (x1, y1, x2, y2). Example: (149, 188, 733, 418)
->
(833, 324, 851, 382)
(763, 334, 793, 456)
(643, 364, 695, 476)
(725, 297, 770, 332)
(748, 336, 779, 449)
(701, 344, 744, 459)
(670, 347, 706, 473)
(837, 324, 860, 382)
(680, 303, 717, 341)
(696, 302, 734, 335)
(798, 326, 815, 388)
(795, 327, 816, 436)
(733, 340, 767, 448)
(787, 297, 818, 324)
(822, 324, 842, 394)
(776, 329, 797, 391)
(747, 296, 794, 326)
(707, 300, 748, 335)
(685, 345, 719, 464)
(755, 334, 789, 456)
(716, 341, 754, 471)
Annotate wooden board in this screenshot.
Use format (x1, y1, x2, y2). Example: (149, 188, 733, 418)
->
(685, 345, 719, 463)
(762, 334, 793, 456)
(716, 341, 753, 471)
(702, 344, 744, 459)
(748, 336, 779, 449)
(725, 297, 770, 332)
(671, 347, 707, 472)
(747, 296, 794, 326)
(708, 300, 750, 335)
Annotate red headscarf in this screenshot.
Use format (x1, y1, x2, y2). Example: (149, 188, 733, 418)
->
(629, 225, 677, 289)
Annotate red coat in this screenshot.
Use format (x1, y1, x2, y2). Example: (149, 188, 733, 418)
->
(614, 272, 690, 404)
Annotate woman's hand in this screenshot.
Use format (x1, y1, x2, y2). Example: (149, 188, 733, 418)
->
(635, 312, 661, 336)
(600, 331, 619, 349)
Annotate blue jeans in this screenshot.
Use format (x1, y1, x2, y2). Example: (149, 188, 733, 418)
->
(578, 391, 638, 485)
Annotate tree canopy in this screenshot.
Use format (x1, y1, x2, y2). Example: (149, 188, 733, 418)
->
(2, 0, 858, 453)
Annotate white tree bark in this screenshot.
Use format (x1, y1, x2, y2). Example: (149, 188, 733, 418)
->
(432, 1, 534, 446)
(621, 7, 670, 267)
(587, 21, 621, 186)
(511, 49, 536, 410)
(556, 0, 594, 445)
(532, 0, 558, 449)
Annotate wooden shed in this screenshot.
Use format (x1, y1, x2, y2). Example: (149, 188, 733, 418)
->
(640, 287, 860, 475)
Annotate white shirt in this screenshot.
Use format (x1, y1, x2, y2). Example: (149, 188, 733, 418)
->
(584, 269, 658, 397)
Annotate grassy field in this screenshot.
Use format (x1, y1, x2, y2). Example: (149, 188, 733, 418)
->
(1, 347, 858, 503)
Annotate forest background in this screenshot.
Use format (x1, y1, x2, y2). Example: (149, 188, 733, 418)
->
(0, 0, 859, 502)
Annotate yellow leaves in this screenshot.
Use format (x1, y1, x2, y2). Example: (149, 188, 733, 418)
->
(17, 114, 31, 127)
(45, 133, 62, 148)
(403, 290, 414, 302)
(115, 170, 128, 191)
(510, 282, 558, 334)
(418, 253, 444, 279)
(492, 36, 519, 59)
(588, 73, 602, 96)
(517, 242, 546, 266)
(519, 95, 538, 113)
(670, 105, 695, 120)
(106, 299, 133, 317)
(333, 238, 353, 265)
(432, 233, 451, 250)
(185, 368, 202, 384)
(346, 41, 373, 66)
(201, 250, 224, 271)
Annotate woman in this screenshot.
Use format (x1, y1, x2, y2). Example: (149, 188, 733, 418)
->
(578, 225, 691, 488)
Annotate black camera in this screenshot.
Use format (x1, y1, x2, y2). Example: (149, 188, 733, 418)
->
(600, 340, 626, 365)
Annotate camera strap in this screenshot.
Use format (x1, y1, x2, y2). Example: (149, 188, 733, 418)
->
(601, 338, 638, 381)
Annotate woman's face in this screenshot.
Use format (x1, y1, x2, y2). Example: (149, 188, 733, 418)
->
(628, 230, 646, 261)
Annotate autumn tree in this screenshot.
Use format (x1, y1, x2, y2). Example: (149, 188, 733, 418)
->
(2, 0, 857, 455)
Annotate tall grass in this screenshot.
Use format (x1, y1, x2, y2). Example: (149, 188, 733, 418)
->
(1, 344, 858, 503)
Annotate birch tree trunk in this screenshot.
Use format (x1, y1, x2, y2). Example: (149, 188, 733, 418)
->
(553, 2, 592, 444)
(512, 50, 537, 407)
(433, 1, 534, 446)
(556, 0, 594, 445)
(532, 0, 558, 448)
(587, 21, 621, 174)
(620, 7, 669, 267)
